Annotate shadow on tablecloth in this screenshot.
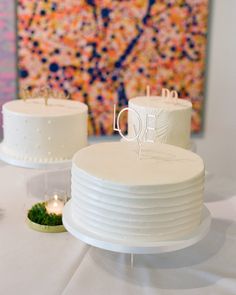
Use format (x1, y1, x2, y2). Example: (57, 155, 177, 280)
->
(204, 175, 236, 202)
(0, 208, 4, 220)
(0, 160, 7, 168)
(88, 218, 235, 289)
(26, 169, 71, 200)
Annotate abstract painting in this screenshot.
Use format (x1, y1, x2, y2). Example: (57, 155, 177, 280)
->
(18, 0, 209, 135)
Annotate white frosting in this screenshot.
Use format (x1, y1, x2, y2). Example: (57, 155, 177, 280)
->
(71, 142, 204, 243)
(1, 98, 88, 162)
(128, 96, 192, 148)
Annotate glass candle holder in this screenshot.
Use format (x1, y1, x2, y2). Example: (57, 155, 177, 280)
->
(45, 190, 67, 215)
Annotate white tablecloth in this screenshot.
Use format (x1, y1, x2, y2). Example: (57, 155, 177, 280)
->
(0, 160, 236, 295)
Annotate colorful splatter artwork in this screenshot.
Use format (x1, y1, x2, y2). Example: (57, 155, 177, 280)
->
(0, 0, 16, 137)
(18, 0, 209, 135)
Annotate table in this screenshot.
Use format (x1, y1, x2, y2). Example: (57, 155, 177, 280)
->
(0, 160, 236, 295)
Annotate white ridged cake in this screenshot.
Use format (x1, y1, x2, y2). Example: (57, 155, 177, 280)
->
(1, 98, 88, 163)
(128, 96, 192, 148)
(71, 141, 205, 243)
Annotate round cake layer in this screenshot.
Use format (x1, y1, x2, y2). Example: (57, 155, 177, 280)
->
(71, 142, 204, 242)
(128, 96, 192, 148)
(1, 98, 88, 162)
(72, 142, 203, 186)
(3, 98, 86, 116)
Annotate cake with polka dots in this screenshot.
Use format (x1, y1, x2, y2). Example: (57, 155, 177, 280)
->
(1, 98, 88, 163)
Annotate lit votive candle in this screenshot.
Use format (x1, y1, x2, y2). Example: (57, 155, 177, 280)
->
(45, 194, 65, 215)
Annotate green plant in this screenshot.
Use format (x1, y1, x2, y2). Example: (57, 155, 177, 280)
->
(28, 202, 63, 226)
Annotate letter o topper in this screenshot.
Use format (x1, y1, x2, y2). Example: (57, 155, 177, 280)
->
(115, 107, 142, 141)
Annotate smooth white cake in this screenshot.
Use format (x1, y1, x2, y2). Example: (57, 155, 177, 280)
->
(128, 96, 192, 148)
(1, 98, 88, 163)
(71, 142, 205, 243)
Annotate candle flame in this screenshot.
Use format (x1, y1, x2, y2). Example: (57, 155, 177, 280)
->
(53, 202, 58, 208)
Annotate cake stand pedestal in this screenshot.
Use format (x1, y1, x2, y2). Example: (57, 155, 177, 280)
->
(63, 201, 211, 256)
(0, 143, 71, 169)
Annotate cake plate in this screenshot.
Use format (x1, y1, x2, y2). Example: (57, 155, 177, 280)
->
(63, 201, 211, 255)
(0, 143, 71, 169)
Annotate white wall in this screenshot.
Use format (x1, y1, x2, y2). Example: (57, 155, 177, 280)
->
(195, 0, 236, 179)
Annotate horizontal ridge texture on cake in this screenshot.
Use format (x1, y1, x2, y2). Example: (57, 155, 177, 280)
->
(1, 98, 88, 163)
(128, 96, 192, 148)
(71, 142, 205, 243)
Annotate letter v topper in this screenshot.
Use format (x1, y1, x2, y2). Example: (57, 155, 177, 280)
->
(113, 86, 157, 159)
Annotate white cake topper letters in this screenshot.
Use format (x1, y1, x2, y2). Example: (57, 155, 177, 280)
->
(21, 87, 70, 106)
(113, 105, 142, 141)
(145, 114, 156, 143)
(161, 88, 178, 103)
(113, 87, 179, 158)
(113, 104, 157, 159)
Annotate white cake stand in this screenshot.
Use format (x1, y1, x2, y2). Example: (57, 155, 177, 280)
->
(63, 200, 211, 255)
(0, 143, 71, 169)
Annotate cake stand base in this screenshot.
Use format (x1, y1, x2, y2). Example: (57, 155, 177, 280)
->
(63, 201, 211, 254)
(0, 143, 71, 169)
